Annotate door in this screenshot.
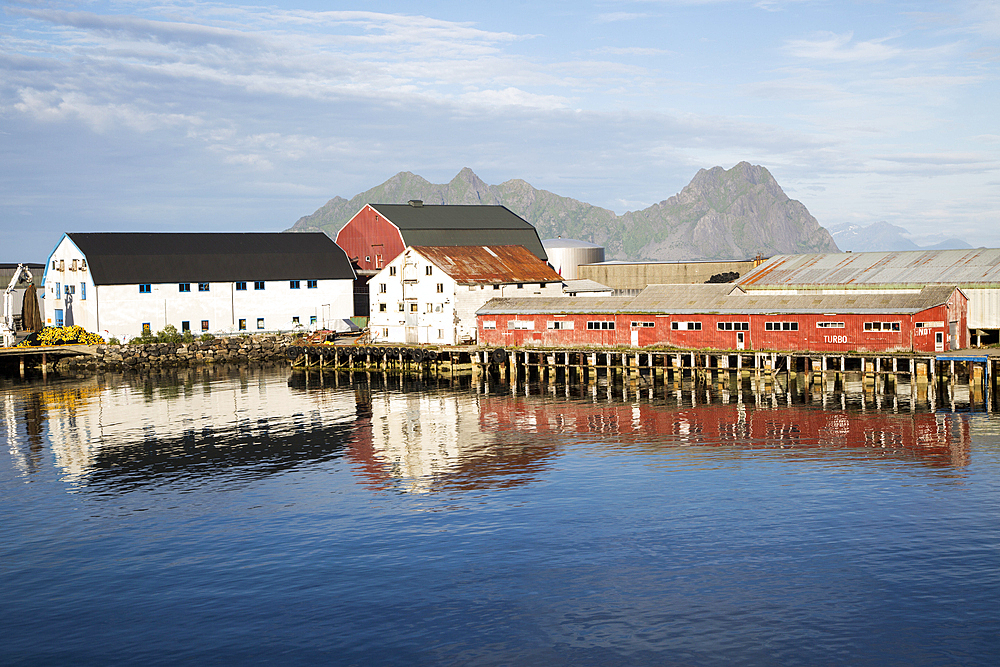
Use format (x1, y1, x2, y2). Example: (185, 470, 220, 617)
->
(54, 309, 64, 327)
(631, 328, 639, 347)
(935, 331, 944, 352)
(949, 322, 959, 350)
(737, 331, 745, 350)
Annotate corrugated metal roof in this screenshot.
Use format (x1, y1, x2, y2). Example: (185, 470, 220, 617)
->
(66, 233, 356, 285)
(477, 296, 635, 315)
(477, 284, 958, 316)
(371, 204, 547, 261)
(412, 245, 562, 284)
(738, 249, 1000, 288)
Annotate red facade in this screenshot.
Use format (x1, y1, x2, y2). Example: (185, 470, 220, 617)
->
(335, 205, 406, 273)
(478, 290, 968, 354)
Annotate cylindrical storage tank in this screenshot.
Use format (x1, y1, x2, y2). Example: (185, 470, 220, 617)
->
(541, 238, 605, 280)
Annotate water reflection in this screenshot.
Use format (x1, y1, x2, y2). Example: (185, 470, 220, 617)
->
(0, 366, 976, 495)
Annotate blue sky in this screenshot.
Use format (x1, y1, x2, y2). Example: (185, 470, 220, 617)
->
(2, 0, 998, 261)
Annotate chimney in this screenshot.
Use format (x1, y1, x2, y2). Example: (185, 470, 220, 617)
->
(408, 200, 424, 207)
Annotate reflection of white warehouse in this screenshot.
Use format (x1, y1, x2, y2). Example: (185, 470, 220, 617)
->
(42, 233, 356, 338)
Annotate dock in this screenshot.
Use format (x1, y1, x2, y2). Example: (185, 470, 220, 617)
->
(289, 345, 1000, 407)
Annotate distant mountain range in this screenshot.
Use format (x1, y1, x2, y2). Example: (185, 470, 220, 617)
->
(288, 162, 839, 261)
(828, 221, 972, 253)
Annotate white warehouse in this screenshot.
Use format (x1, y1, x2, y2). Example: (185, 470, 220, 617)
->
(368, 245, 564, 345)
(42, 232, 356, 339)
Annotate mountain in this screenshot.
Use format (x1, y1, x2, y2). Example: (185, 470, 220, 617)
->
(829, 221, 972, 253)
(288, 163, 839, 261)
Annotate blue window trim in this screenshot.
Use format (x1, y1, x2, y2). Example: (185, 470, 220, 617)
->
(80, 283, 86, 300)
(179, 283, 191, 292)
(198, 283, 210, 292)
(235, 282, 247, 291)
(289, 280, 300, 289)
(139, 284, 151, 293)
(55, 282, 61, 299)
(254, 281, 265, 290)
(307, 280, 317, 289)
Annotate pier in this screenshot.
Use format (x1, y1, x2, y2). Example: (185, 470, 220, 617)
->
(288, 344, 1000, 410)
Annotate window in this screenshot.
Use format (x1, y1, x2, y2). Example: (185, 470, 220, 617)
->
(379, 303, 387, 312)
(399, 303, 405, 312)
(239, 319, 247, 331)
(55, 282, 61, 299)
(671, 321, 702, 331)
(547, 321, 575, 330)
(816, 322, 845, 329)
(254, 281, 264, 290)
(142, 323, 151, 335)
(139, 284, 151, 293)
(365, 256, 370, 263)
(426, 265, 433, 276)
(307, 280, 317, 289)
(765, 322, 799, 331)
(410, 303, 418, 312)
(201, 320, 210, 331)
(54, 309, 63, 327)
(517, 283, 524, 289)
(52, 261, 57, 270)
(181, 321, 190, 332)
(198, 283, 210, 292)
(437, 329, 444, 339)
(915, 321, 943, 329)
(510, 320, 535, 330)
(292, 316, 300, 324)
(389, 266, 397, 276)
(290, 280, 300, 289)
(587, 321, 616, 330)
(865, 321, 901, 332)
(71, 259, 78, 271)
(382, 327, 389, 338)
(64, 285, 74, 295)
(236, 282, 247, 291)
(379, 283, 387, 293)
(632, 321, 655, 328)
(483, 321, 497, 330)
(80, 283, 86, 300)
(436, 283, 444, 293)
(59, 260, 64, 271)
(426, 303, 434, 313)
(493, 284, 501, 290)
(257, 318, 265, 330)
(310, 316, 317, 325)
(179, 283, 191, 292)
(716, 322, 748, 331)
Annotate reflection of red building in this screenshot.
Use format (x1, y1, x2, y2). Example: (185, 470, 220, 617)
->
(478, 284, 969, 353)
(477, 396, 971, 468)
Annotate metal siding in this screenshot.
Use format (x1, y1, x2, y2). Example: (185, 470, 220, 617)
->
(967, 289, 1000, 329)
(336, 206, 406, 273)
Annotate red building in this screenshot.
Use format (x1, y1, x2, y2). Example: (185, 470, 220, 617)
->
(335, 202, 548, 275)
(477, 284, 968, 354)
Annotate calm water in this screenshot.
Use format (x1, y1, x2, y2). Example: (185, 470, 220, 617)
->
(2, 365, 999, 666)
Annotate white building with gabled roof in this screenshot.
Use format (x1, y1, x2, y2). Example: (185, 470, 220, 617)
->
(368, 245, 564, 345)
(42, 232, 355, 339)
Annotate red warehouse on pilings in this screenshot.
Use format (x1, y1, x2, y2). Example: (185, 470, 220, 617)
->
(476, 284, 968, 354)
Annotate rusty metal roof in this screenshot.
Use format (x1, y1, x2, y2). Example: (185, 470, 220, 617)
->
(476, 284, 959, 316)
(412, 245, 563, 285)
(738, 249, 1000, 289)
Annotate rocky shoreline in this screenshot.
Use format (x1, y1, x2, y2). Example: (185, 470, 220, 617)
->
(53, 334, 296, 372)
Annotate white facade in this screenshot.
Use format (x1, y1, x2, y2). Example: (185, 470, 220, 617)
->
(42, 235, 354, 340)
(367, 247, 563, 345)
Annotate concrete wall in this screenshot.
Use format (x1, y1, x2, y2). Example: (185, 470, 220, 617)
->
(579, 260, 759, 291)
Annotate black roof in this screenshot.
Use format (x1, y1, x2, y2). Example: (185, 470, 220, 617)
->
(66, 233, 355, 286)
(370, 204, 547, 261)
